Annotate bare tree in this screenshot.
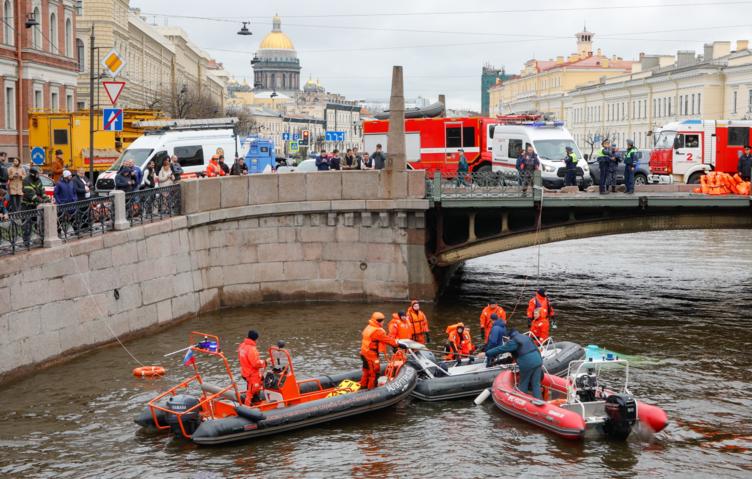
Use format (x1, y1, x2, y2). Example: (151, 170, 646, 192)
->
(584, 131, 613, 159)
(227, 107, 257, 136)
(150, 88, 223, 119)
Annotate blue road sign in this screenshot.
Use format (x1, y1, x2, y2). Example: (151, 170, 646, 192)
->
(281, 132, 290, 141)
(292, 133, 300, 141)
(336, 131, 345, 142)
(325, 131, 345, 142)
(103, 108, 123, 131)
(31, 147, 45, 165)
(289, 140, 299, 153)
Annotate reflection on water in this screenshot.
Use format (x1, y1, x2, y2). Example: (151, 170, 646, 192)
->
(0, 230, 750, 478)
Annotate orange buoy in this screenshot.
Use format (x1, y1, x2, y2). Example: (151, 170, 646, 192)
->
(133, 366, 166, 378)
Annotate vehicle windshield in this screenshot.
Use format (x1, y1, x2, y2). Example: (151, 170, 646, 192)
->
(107, 148, 154, 171)
(533, 139, 582, 161)
(653, 131, 676, 149)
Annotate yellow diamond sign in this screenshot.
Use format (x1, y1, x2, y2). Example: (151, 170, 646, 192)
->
(101, 48, 126, 78)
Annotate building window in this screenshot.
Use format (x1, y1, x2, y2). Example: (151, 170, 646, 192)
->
(5, 85, 15, 129)
(50, 12, 57, 52)
(733, 91, 737, 113)
(697, 93, 701, 114)
(65, 19, 72, 57)
(653, 99, 656, 117)
(668, 97, 672, 116)
(4, 0, 13, 46)
(77, 39, 84, 72)
(691, 94, 695, 115)
(34, 89, 42, 109)
(66, 94, 73, 112)
(51, 91, 58, 111)
(75, 0, 82, 15)
(684, 95, 689, 115)
(32, 7, 41, 49)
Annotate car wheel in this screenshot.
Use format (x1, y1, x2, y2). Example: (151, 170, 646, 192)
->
(687, 172, 705, 184)
(634, 173, 647, 185)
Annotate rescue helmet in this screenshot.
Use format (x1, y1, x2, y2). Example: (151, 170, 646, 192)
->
(626, 139, 634, 146)
(371, 312, 386, 322)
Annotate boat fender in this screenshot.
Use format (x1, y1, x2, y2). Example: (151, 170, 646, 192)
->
(474, 388, 491, 405)
(235, 405, 266, 422)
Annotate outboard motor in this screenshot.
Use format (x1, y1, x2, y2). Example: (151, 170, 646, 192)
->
(164, 394, 201, 436)
(603, 394, 637, 440)
(574, 371, 599, 402)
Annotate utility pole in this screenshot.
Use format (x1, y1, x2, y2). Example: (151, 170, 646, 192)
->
(88, 26, 95, 183)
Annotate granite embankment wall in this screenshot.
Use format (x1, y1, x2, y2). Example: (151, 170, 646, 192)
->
(0, 170, 431, 381)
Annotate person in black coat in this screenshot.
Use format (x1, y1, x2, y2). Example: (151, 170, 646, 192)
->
(738, 145, 752, 181)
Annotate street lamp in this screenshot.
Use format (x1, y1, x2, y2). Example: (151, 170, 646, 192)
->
(237, 21, 252, 36)
(25, 13, 39, 29)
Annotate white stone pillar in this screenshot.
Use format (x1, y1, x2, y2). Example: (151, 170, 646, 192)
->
(40, 203, 62, 248)
(111, 190, 130, 231)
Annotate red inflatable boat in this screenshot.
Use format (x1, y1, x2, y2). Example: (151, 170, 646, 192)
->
(491, 359, 668, 440)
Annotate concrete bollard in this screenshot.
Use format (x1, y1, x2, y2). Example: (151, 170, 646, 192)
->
(110, 190, 130, 231)
(40, 203, 62, 248)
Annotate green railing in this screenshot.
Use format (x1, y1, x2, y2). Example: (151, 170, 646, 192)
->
(426, 170, 542, 202)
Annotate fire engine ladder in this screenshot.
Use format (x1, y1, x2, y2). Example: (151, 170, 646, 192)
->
(134, 117, 239, 133)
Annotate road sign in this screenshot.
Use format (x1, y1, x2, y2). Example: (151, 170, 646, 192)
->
(102, 81, 126, 105)
(281, 132, 290, 141)
(289, 140, 299, 153)
(101, 49, 126, 78)
(325, 131, 345, 142)
(31, 147, 45, 165)
(336, 131, 345, 142)
(292, 133, 300, 141)
(103, 108, 124, 132)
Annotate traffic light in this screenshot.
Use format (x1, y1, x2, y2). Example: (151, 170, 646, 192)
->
(301, 129, 310, 146)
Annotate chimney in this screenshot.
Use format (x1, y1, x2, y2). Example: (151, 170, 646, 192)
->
(438, 94, 446, 118)
(676, 50, 695, 67)
(736, 40, 749, 51)
(711, 41, 731, 59)
(703, 43, 713, 61)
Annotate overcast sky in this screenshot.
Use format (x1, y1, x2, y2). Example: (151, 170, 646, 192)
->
(131, 0, 751, 111)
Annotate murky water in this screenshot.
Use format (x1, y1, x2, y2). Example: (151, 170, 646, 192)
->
(1, 230, 751, 478)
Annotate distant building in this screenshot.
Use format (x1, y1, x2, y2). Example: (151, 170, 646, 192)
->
(480, 64, 510, 116)
(251, 15, 301, 94)
(488, 28, 634, 117)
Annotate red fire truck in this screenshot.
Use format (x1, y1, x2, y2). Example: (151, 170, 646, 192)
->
(649, 119, 752, 184)
(363, 116, 517, 174)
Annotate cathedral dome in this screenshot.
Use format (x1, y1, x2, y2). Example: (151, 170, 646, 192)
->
(259, 15, 295, 50)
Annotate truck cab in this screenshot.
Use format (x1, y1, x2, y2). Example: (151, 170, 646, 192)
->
(244, 138, 275, 173)
(648, 120, 710, 184)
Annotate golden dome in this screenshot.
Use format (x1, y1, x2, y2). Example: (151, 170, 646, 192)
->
(259, 15, 295, 50)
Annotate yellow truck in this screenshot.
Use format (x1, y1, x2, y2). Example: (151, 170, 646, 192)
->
(28, 109, 165, 176)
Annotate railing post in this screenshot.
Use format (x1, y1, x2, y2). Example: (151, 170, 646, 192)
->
(432, 171, 442, 201)
(533, 170, 542, 202)
(40, 203, 61, 248)
(111, 190, 130, 231)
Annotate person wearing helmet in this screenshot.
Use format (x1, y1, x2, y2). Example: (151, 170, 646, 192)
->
(360, 312, 400, 390)
(623, 139, 638, 194)
(563, 146, 578, 187)
(527, 288, 554, 326)
(406, 300, 430, 344)
(480, 302, 506, 343)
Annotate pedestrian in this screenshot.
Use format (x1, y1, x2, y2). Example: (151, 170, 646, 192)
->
(115, 165, 136, 192)
(362, 151, 372, 169)
(329, 149, 341, 170)
(596, 139, 613, 194)
(7, 157, 25, 212)
(218, 155, 230, 175)
(230, 156, 248, 176)
(480, 302, 507, 343)
(53, 170, 77, 204)
(359, 312, 400, 390)
(205, 155, 225, 177)
(170, 155, 183, 182)
(406, 300, 430, 344)
(125, 159, 143, 186)
(157, 158, 175, 186)
(516, 143, 539, 196)
(738, 145, 752, 181)
(485, 328, 544, 399)
(563, 146, 578, 187)
(315, 149, 330, 171)
(50, 149, 65, 183)
(370, 144, 387, 170)
(0, 187, 8, 221)
(21, 167, 48, 245)
(456, 148, 469, 186)
(623, 139, 638, 194)
(141, 160, 157, 189)
(343, 148, 355, 169)
(238, 330, 266, 405)
(0, 151, 8, 191)
(352, 147, 363, 170)
(71, 169, 91, 233)
(71, 168, 90, 200)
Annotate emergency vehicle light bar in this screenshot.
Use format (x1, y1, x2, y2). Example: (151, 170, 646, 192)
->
(135, 117, 238, 131)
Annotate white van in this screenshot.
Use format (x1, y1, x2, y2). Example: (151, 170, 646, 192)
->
(491, 122, 591, 189)
(95, 121, 239, 192)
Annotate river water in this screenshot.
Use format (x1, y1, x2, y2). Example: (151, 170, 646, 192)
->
(1, 230, 751, 478)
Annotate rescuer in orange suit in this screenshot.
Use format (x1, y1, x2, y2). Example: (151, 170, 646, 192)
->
(388, 311, 413, 341)
(205, 155, 226, 177)
(529, 308, 551, 346)
(480, 302, 507, 342)
(407, 300, 430, 344)
(527, 288, 554, 325)
(445, 323, 476, 361)
(238, 330, 266, 405)
(360, 312, 400, 390)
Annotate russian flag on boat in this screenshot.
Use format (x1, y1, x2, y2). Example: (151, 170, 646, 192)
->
(183, 348, 196, 366)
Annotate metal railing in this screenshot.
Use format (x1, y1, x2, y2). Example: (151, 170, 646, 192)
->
(426, 170, 541, 201)
(0, 207, 45, 256)
(57, 196, 115, 242)
(125, 185, 182, 226)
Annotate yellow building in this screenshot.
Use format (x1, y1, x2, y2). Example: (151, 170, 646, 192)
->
(488, 29, 634, 117)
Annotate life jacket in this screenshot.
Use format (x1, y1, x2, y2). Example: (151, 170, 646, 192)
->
(565, 152, 577, 169)
(509, 331, 538, 358)
(361, 319, 389, 356)
(206, 159, 225, 177)
(238, 338, 265, 381)
(407, 301, 429, 335)
(596, 148, 611, 162)
(445, 323, 474, 359)
(388, 314, 413, 340)
(528, 293, 552, 319)
(480, 305, 506, 336)
(623, 147, 637, 166)
(529, 317, 550, 345)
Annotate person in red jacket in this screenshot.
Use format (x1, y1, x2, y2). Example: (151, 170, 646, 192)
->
(529, 308, 550, 346)
(406, 300, 430, 344)
(527, 288, 554, 324)
(360, 312, 399, 390)
(479, 302, 507, 342)
(445, 323, 476, 361)
(206, 155, 226, 177)
(388, 311, 413, 341)
(238, 330, 266, 405)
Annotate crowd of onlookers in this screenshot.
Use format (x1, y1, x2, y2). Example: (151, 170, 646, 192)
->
(114, 155, 184, 192)
(313, 143, 387, 171)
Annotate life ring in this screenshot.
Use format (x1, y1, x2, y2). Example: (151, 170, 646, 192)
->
(133, 366, 166, 378)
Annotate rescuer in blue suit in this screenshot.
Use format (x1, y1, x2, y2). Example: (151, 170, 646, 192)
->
(483, 314, 508, 354)
(485, 328, 544, 399)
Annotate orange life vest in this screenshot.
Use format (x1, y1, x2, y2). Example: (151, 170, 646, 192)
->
(388, 313, 413, 340)
(407, 301, 429, 335)
(530, 317, 550, 346)
(445, 323, 475, 359)
(527, 293, 553, 320)
(480, 305, 507, 341)
(206, 159, 225, 178)
(361, 319, 397, 358)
